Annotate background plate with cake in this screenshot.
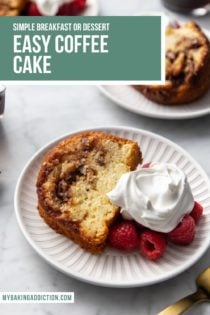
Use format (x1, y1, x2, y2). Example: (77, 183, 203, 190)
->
(99, 20, 210, 119)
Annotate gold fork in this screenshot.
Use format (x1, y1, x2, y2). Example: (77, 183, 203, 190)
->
(158, 267, 210, 315)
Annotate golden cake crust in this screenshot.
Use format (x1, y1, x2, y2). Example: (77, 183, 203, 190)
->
(0, 0, 27, 15)
(134, 21, 210, 105)
(37, 131, 142, 253)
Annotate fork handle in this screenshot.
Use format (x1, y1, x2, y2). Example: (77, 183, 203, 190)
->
(158, 289, 208, 315)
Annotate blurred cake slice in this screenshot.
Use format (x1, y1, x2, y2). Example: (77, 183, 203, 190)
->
(134, 21, 210, 105)
(0, 0, 27, 15)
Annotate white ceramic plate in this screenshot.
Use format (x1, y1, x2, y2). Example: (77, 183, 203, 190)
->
(98, 28, 210, 120)
(98, 86, 210, 120)
(82, 0, 99, 16)
(15, 127, 210, 287)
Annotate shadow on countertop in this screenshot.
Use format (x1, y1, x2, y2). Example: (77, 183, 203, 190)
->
(0, 120, 8, 150)
(0, 122, 8, 200)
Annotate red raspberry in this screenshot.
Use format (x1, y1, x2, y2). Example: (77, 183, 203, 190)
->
(190, 201, 203, 224)
(26, 2, 42, 16)
(139, 230, 166, 261)
(108, 221, 138, 251)
(26, 0, 86, 16)
(135, 222, 144, 230)
(57, 0, 86, 15)
(168, 215, 195, 245)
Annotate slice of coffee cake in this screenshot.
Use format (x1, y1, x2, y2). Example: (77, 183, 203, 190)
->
(37, 131, 142, 253)
(134, 21, 210, 105)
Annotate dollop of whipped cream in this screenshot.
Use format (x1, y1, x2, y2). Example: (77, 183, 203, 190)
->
(34, 0, 74, 16)
(107, 163, 194, 233)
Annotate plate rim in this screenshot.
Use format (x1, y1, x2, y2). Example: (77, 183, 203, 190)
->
(98, 85, 210, 120)
(14, 126, 210, 287)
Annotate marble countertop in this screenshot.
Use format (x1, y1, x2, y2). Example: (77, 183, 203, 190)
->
(0, 1, 210, 315)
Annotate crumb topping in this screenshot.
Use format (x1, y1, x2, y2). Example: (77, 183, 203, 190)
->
(165, 22, 209, 86)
